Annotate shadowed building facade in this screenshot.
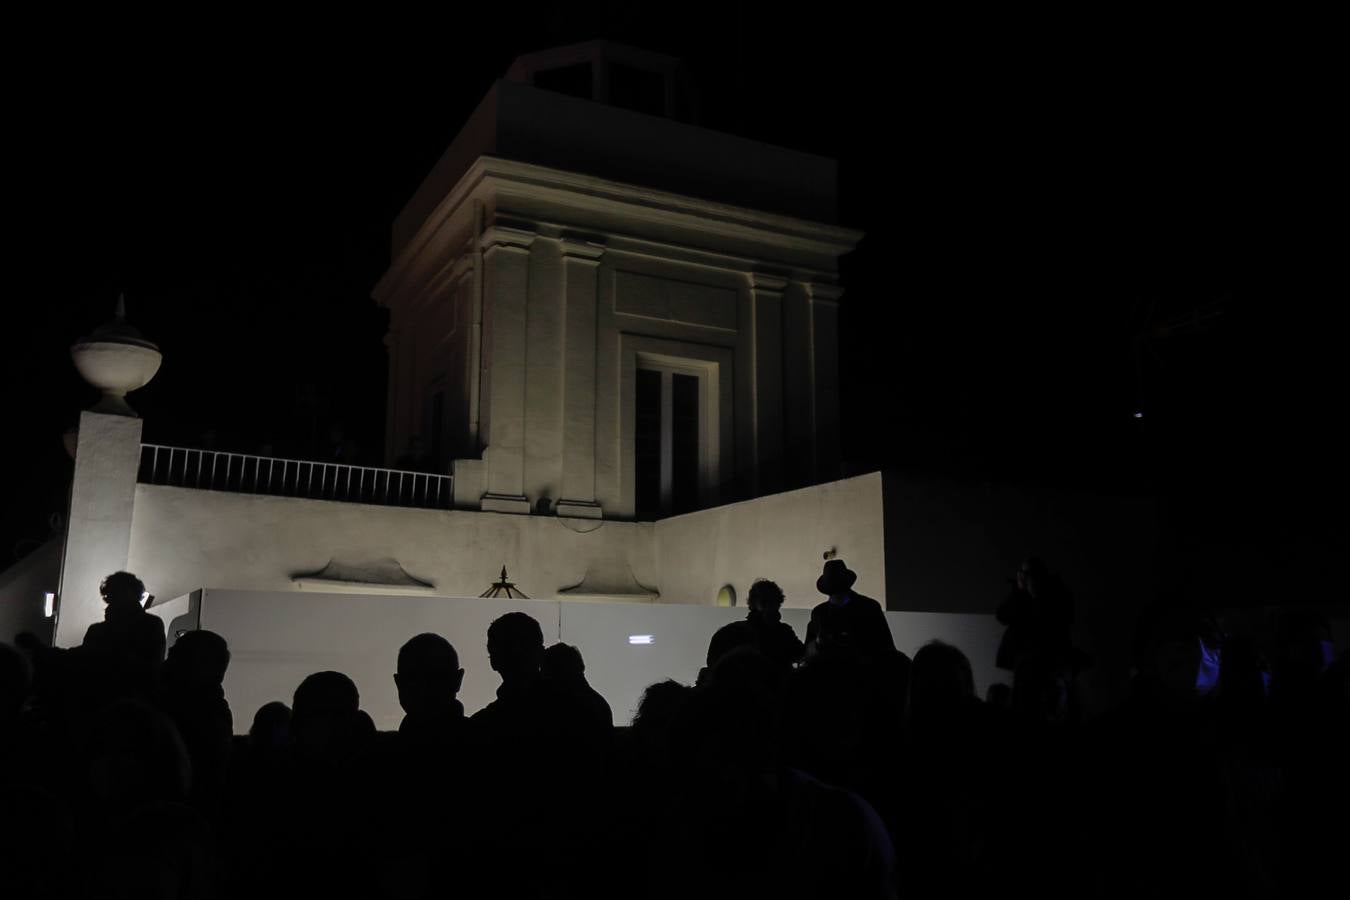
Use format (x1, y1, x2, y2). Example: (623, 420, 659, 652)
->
(374, 41, 860, 520)
(0, 43, 1179, 721)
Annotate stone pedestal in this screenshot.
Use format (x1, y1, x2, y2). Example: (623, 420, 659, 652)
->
(55, 411, 143, 646)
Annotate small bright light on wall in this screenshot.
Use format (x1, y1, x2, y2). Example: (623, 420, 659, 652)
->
(1133, 411, 1144, 419)
(43, 592, 56, 618)
(628, 635, 654, 645)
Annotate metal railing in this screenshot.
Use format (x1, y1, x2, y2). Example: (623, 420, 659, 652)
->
(138, 444, 453, 509)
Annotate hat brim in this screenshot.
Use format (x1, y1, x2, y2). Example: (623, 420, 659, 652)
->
(817, 570, 858, 594)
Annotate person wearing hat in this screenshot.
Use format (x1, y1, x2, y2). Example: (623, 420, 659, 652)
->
(805, 559, 895, 659)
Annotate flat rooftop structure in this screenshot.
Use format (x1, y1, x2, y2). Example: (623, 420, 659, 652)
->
(391, 78, 841, 257)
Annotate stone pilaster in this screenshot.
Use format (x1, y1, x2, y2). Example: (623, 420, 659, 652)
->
(478, 224, 535, 514)
(807, 282, 843, 482)
(556, 236, 605, 519)
(749, 273, 787, 495)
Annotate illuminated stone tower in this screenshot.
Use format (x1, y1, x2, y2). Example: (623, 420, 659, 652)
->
(375, 41, 861, 521)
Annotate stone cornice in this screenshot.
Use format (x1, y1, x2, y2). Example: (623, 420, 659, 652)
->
(479, 223, 536, 253)
(485, 158, 861, 255)
(806, 283, 845, 303)
(594, 233, 832, 283)
(748, 273, 789, 293)
(484, 157, 862, 247)
(377, 156, 865, 308)
(559, 233, 606, 262)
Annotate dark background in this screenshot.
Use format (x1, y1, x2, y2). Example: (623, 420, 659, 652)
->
(5, 6, 1343, 605)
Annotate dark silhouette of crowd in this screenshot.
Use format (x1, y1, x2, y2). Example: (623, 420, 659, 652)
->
(1, 560, 1346, 898)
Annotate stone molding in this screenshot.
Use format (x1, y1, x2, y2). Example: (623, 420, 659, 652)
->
(378, 157, 863, 307)
(480, 493, 531, 514)
(748, 272, 789, 293)
(806, 282, 844, 304)
(559, 234, 606, 262)
(479, 223, 537, 253)
(554, 499, 604, 519)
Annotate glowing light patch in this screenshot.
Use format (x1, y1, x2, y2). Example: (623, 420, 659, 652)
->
(43, 592, 55, 618)
(1195, 638, 1222, 696)
(1319, 640, 1336, 672)
(628, 635, 654, 645)
(1133, 411, 1144, 419)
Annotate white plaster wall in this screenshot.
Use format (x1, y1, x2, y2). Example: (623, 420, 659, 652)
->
(57, 412, 143, 646)
(126, 484, 656, 610)
(193, 588, 1003, 732)
(564, 601, 1006, 725)
(203, 590, 551, 733)
(653, 472, 887, 607)
(880, 471, 1163, 713)
(0, 539, 60, 644)
(126, 474, 884, 614)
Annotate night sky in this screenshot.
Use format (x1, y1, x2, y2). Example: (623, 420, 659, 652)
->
(5, 8, 1344, 604)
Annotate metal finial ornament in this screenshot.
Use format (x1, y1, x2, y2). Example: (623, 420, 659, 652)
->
(479, 565, 529, 599)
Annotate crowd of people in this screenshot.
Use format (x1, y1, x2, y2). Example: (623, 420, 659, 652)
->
(1, 559, 1346, 898)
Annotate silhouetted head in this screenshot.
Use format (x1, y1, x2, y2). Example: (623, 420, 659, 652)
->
(542, 642, 586, 686)
(163, 630, 230, 690)
(1016, 556, 1050, 595)
(99, 571, 146, 607)
(816, 559, 857, 596)
(747, 579, 785, 621)
(292, 671, 360, 756)
(705, 644, 784, 695)
(673, 647, 784, 778)
(1134, 605, 1224, 704)
(395, 632, 463, 718)
(85, 699, 192, 809)
(294, 671, 359, 717)
(633, 679, 693, 742)
(909, 640, 976, 723)
(486, 612, 544, 683)
(249, 701, 292, 749)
